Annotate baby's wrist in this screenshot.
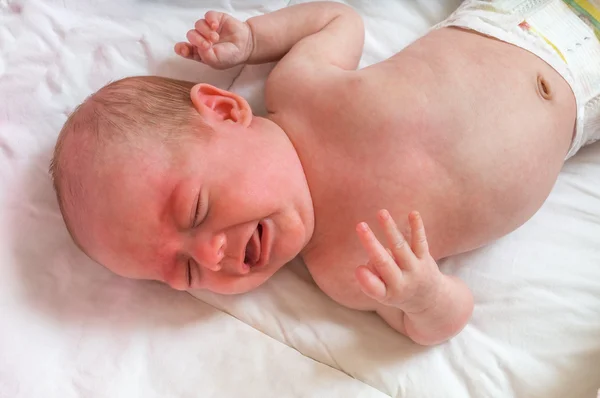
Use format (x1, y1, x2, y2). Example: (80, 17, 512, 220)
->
(243, 20, 256, 63)
(404, 275, 473, 344)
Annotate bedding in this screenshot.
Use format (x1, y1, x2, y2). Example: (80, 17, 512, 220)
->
(1, 0, 599, 397)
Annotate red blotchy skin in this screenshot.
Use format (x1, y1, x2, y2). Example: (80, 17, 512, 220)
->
(64, 3, 579, 345)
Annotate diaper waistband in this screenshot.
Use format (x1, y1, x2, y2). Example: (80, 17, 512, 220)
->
(522, 0, 600, 104)
(524, 0, 600, 153)
(435, 0, 600, 157)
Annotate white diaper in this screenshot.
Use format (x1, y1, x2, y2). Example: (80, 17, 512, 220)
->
(433, 0, 600, 159)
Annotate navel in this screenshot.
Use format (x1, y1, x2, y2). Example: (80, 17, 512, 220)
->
(537, 74, 553, 100)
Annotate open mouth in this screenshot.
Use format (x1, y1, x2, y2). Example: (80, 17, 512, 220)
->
(244, 223, 263, 267)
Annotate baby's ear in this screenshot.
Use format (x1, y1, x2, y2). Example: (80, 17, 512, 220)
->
(190, 84, 252, 127)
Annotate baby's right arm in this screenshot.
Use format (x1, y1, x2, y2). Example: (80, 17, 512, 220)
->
(356, 210, 474, 346)
(176, 2, 364, 71)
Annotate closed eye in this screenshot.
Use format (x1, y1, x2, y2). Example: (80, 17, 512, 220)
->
(192, 192, 201, 227)
(187, 259, 192, 287)
(191, 189, 208, 228)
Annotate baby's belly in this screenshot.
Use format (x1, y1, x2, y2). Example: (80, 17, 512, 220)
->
(401, 27, 576, 257)
(302, 27, 577, 308)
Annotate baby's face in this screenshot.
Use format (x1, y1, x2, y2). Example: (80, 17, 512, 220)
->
(73, 118, 314, 294)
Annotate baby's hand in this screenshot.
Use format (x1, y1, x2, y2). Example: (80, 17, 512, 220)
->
(175, 11, 253, 70)
(356, 210, 443, 315)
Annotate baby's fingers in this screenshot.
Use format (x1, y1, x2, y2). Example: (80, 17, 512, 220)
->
(186, 29, 212, 51)
(194, 18, 219, 43)
(409, 211, 429, 259)
(378, 209, 416, 270)
(355, 265, 387, 301)
(356, 222, 403, 288)
(174, 42, 201, 61)
(204, 11, 224, 31)
(174, 42, 190, 57)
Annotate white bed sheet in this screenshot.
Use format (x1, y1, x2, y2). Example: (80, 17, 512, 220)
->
(1, 0, 599, 397)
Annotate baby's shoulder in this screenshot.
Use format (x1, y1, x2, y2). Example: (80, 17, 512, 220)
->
(264, 59, 347, 115)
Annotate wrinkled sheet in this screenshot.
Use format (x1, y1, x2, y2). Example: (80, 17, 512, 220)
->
(1, 0, 600, 397)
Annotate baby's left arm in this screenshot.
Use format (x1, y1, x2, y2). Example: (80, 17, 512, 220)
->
(176, 2, 364, 71)
(356, 210, 474, 346)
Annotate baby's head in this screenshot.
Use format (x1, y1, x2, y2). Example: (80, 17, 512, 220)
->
(50, 76, 314, 294)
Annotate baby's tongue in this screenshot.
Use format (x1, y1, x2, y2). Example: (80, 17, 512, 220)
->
(245, 228, 261, 265)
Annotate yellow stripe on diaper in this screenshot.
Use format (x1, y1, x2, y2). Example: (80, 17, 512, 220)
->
(520, 1, 600, 62)
(519, 20, 568, 62)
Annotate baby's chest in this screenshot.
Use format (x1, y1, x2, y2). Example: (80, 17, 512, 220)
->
(303, 237, 377, 311)
(306, 252, 374, 310)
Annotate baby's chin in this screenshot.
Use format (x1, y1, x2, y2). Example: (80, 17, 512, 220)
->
(196, 263, 283, 295)
(197, 279, 268, 295)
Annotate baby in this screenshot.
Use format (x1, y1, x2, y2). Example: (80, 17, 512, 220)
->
(50, 0, 600, 345)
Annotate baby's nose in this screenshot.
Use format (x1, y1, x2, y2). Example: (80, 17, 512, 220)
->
(191, 233, 226, 271)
